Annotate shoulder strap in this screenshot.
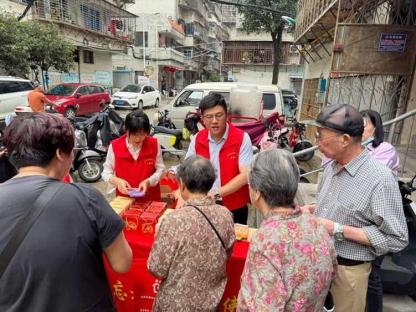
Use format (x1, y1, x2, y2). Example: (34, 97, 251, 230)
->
(188, 205, 226, 250)
(0, 182, 64, 280)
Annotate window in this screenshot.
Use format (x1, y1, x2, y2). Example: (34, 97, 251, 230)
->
(185, 23, 194, 36)
(143, 86, 151, 93)
(208, 91, 230, 107)
(147, 86, 155, 92)
(83, 50, 94, 64)
(80, 5, 101, 32)
(121, 84, 141, 93)
(174, 91, 204, 107)
(77, 86, 90, 96)
(262, 94, 276, 110)
(89, 86, 103, 94)
(134, 32, 148, 47)
(19, 82, 34, 91)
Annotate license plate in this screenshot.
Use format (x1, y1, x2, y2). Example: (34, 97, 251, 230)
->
(115, 100, 124, 106)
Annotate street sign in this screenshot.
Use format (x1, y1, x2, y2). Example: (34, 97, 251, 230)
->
(378, 33, 407, 52)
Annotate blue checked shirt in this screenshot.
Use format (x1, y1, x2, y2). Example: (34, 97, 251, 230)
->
(316, 150, 408, 261)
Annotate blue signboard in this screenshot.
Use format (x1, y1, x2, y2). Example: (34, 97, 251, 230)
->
(378, 33, 407, 52)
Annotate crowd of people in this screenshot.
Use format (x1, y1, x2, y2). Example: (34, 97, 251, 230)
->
(0, 91, 409, 312)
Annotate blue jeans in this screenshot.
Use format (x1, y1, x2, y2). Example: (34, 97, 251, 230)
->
(366, 256, 384, 312)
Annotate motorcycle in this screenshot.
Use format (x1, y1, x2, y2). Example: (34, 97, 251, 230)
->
(380, 174, 416, 300)
(259, 117, 314, 162)
(75, 104, 125, 151)
(151, 124, 184, 158)
(155, 109, 176, 129)
(72, 122, 106, 183)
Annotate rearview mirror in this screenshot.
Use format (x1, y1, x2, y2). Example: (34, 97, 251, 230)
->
(74, 93, 82, 98)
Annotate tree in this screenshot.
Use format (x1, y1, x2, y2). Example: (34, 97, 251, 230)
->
(238, 0, 297, 85)
(0, 14, 75, 86)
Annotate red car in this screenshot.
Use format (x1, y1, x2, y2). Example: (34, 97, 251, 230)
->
(46, 83, 111, 118)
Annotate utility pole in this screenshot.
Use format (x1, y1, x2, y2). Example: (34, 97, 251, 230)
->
(142, 15, 146, 72)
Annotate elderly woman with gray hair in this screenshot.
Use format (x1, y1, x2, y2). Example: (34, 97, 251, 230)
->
(148, 155, 235, 311)
(237, 149, 337, 311)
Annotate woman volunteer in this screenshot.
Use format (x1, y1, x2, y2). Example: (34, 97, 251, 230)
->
(102, 110, 165, 200)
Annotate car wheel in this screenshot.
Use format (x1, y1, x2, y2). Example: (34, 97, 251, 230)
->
(138, 100, 143, 110)
(78, 159, 102, 182)
(64, 107, 76, 119)
(155, 98, 159, 107)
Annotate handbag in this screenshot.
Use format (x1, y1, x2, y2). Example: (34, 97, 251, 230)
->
(188, 205, 226, 250)
(0, 182, 64, 280)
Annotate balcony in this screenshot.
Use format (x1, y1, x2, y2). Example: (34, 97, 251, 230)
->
(178, 0, 209, 23)
(155, 48, 185, 65)
(159, 20, 185, 42)
(294, 0, 376, 45)
(30, 0, 136, 43)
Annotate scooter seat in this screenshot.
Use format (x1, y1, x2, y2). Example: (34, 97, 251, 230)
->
(153, 126, 182, 137)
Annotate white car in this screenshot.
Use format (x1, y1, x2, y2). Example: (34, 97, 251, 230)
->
(112, 84, 160, 110)
(0, 76, 33, 122)
(165, 82, 284, 129)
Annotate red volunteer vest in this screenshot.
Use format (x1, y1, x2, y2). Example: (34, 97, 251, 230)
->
(195, 124, 250, 211)
(112, 135, 161, 201)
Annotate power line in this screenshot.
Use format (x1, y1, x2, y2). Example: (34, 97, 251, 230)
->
(209, 0, 291, 15)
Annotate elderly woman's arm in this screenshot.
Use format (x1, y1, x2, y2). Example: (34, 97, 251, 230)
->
(147, 216, 179, 279)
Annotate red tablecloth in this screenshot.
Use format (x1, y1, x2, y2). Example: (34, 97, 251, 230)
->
(105, 230, 249, 312)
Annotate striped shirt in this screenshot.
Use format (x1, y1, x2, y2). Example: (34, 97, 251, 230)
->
(316, 150, 408, 261)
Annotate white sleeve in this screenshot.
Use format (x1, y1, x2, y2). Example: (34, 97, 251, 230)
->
(147, 144, 166, 186)
(102, 144, 116, 194)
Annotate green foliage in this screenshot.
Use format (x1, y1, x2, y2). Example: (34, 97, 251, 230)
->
(0, 14, 75, 77)
(239, 0, 297, 37)
(207, 72, 220, 82)
(238, 0, 298, 84)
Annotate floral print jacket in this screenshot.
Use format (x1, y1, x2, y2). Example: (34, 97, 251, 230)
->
(238, 209, 337, 312)
(148, 197, 235, 312)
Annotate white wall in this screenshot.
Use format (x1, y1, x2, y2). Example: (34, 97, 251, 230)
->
(228, 28, 294, 42)
(126, 0, 178, 19)
(228, 65, 295, 90)
(48, 50, 114, 87)
(303, 43, 332, 79)
(0, 1, 26, 18)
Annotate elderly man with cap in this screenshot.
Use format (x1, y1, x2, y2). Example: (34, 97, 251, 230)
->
(304, 104, 408, 312)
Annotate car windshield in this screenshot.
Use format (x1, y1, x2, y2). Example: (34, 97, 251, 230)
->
(47, 85, 77, 96)
(120, 84, 142, 93)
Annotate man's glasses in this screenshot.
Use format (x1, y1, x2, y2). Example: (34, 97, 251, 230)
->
(203, 112, 226, 121)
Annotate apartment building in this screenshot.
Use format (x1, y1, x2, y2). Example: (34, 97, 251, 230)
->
(0, 0, 136, 88)
(221, 5, 304, 94)
(294, 0, 416, 143)
(114, 0, 228, 91)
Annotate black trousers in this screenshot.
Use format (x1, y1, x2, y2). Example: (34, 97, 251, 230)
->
(232, 206, 248, 225)
(366, 256, 384, 312)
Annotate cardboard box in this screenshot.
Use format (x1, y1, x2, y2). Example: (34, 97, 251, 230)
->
(138, 211, 160, 236)
(110, 196, 134, 215)
(122, 209, 143, 232)
(130, 200, 151, 213)
(234, 224, 257, 242)
(146, 202, 167, 216)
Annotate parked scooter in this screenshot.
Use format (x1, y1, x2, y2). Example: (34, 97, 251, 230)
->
(155, 109, 176, 129)
(380, 174, 416, 300)
(259, 116, 314, 161)
(151, 125, 184, 157)
(72, 122, 106, 182)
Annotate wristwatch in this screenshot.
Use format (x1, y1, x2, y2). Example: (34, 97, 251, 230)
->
(333, 222, 344, 242)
